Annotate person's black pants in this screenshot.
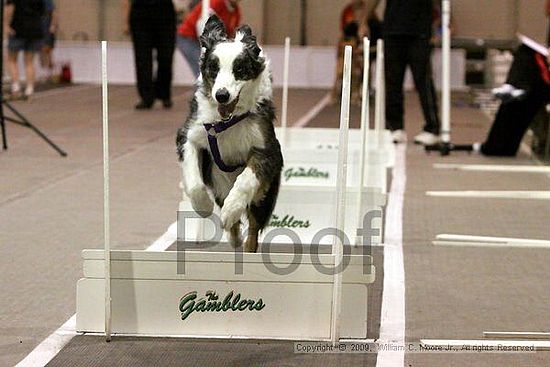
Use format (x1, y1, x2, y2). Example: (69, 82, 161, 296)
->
(130, 1, 176, 104)
(384, 36, 440, 134)
(482, 46, 550, 156)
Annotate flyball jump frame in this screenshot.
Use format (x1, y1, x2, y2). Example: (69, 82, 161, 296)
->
(277, 38, 391, 244)
(275, 37, 395, 170)
(76, 44, 376, 342)
(277, 38, 394, 195)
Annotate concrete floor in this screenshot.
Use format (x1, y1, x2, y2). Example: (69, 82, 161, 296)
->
(1, 85, 549, 367)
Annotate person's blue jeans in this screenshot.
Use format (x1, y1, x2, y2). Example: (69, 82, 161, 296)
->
(177, 36, 201, 78)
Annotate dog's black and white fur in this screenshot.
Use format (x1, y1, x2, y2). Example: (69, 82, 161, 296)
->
(176, 16, 283, 253)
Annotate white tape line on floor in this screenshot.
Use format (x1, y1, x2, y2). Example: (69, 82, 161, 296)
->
(483, 331, 550, 340)
(420, 339, 550, 351)
(293, 93, 332, 127)
(433, 163, 550, 173)
(14, 222, 177, 367)
(426, 191, 550, 200)
(376, 144, 406, 367)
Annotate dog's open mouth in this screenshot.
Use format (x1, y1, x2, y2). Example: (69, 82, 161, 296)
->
(217, 95, 240, 120)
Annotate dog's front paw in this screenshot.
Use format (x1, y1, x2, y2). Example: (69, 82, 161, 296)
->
(220, 197, 246, 231)
(188, 185, 214, 217)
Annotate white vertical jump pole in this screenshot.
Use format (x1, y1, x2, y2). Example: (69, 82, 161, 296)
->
(355, 37, 371, 246)
(101, 41, 112, 342)
(193, 0, 210, 243)
(198, 0, 209, 244)
(331, 45, 352, 345)
(380, 44, 386, 146)
(374, 40, 384, 148)
(441, 0, 451, 144)
(195, 1, 208, 243)
(202, 0, 210, 21)
(281, 36, 291, 146)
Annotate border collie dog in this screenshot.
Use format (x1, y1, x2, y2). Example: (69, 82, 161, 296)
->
(177, 16, 283, 253)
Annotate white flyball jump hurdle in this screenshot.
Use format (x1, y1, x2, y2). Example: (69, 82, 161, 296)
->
(76, 44, 376, 342)
(181, 37, 387, 246)
(278, 38, 394, 196)
(275, 37, 395, 169)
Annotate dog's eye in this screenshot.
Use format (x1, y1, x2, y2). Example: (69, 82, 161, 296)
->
(235, 65, 244, 74)
(208, 63, 218, 75)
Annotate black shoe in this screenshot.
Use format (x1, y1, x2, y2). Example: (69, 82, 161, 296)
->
(135, 101, 153, 110)
(162, 99, 173, 109)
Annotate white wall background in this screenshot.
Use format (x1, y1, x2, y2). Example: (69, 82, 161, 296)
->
(49, 41, 466, 91)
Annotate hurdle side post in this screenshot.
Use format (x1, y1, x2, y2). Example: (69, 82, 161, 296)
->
(196, 217, 206, 242)
(201, 0, 210, 21)
(281, 36, 290, 146)
(380, 42, 386, 147)
(355, 37, 371, 246)
(441, 0, 451, 144)
(331, 45, 352, 345)
(101, 41, 112, 342)
(374, 40, 384, 148)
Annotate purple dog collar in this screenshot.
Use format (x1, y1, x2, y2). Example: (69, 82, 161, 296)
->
(203, 112, 251, 173)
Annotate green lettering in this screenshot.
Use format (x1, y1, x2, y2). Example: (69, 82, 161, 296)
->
(237, 300, 249, 311)
(254, 299, 266, 311)
(222, 291, 233, 311)
(195, 299, 206, 312)
(179, 292, 197, 321)
(231, 293, 241, 311)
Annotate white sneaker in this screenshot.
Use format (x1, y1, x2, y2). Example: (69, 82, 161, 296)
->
(11, 82, 20, 92)
(492, 83, 525, 102)
(391, 130, 407, 144)
(24, 85, 34, 97)
(414, 131, 440, 145)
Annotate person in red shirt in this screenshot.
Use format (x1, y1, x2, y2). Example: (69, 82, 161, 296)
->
(341, 0, 368, 38)
(177, 0, 241, 78)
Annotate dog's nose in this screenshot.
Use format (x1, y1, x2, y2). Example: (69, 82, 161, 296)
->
(215, 89, 231, 104)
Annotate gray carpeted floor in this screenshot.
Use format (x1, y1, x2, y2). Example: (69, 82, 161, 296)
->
(4, 86, 550, 367)
(0, 86, 326, 367)
(401, 94, 550, 366)
(46, 337, 377, 367)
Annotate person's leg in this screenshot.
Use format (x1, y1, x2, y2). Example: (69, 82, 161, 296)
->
(40, 34, 55, 79)
(23, 44, 39, 96)
(7, 37, 21, 95)
(408, 37, 440, 134)
(384, 37, 408, 132)
(130, 8, 155, 107)
(176, 36, 201, 78)
(481, 88, 547, 156)
(506, 45, 539, 91)
(153, 3, 176, 104)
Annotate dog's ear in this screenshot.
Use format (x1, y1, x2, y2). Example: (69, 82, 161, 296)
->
(237, 25, 262, 60)
(200, 15, 227, 50)
(236, 25, 252, 38)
